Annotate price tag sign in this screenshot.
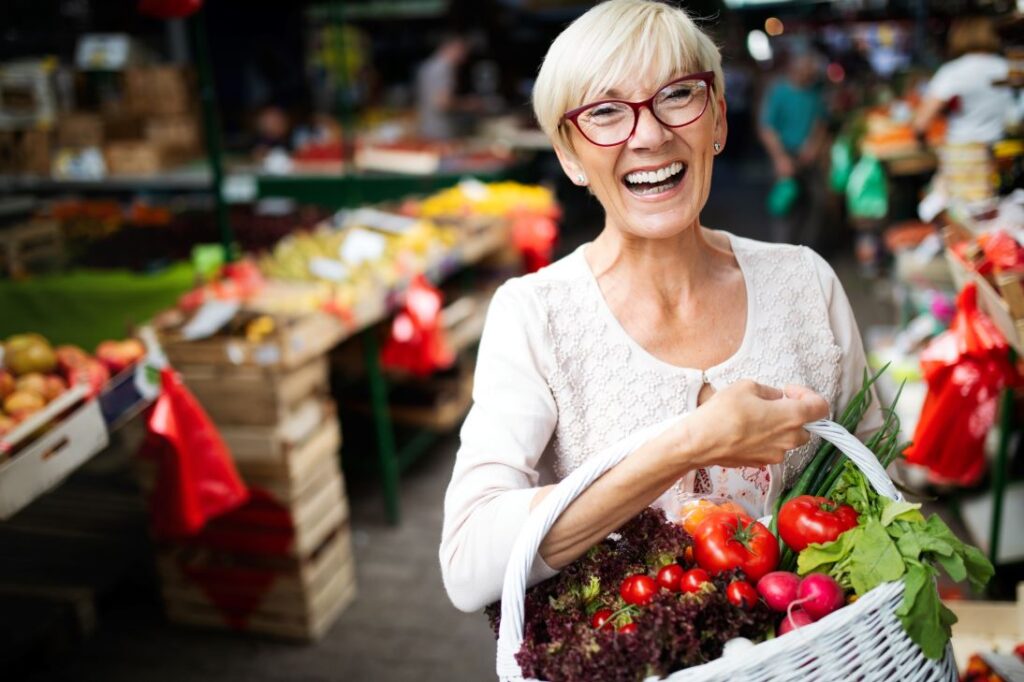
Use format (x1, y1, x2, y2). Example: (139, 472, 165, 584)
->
(181, 300, 241, 341)
(340, 228, 388, 265)
(222, 174, 258, 204)
(340, 207, 418, 235)
(76, 34, 131, 71)
(308, 257, 349, 282)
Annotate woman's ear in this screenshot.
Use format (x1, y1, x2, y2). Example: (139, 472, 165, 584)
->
(713, 97, 728, 153)
(553, 142, 589, 186)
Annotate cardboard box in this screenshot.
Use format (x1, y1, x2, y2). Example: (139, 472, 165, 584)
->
(104, 140, 164, 175)
(0, 386, 110, 519)
(123, 66, 192, 116)
(57, 112, 104, 148)
(145, 114, 201, 154)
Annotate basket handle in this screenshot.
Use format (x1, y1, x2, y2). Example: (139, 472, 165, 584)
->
(495, 418, 901, 681)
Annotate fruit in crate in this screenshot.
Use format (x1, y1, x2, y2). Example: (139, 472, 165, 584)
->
(0, 371, 15, 399)
(418, 181, 558, 218)
(67, 359, 110, 398)
(96, 338, 145, 374)
(4, 334, 57, 376)
(15, 373, 47, 398)
(43, 375, 67, 402)
(4, 391, 45, 420)
(56, 345, 90, 373)
(0, 413, 15, 437)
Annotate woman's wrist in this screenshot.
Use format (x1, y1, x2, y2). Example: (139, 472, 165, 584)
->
(662, 417, 714, 472)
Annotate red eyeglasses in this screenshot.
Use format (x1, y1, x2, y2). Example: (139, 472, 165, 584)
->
(562, 71, 715, 147)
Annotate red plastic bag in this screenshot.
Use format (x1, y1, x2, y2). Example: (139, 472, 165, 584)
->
(380, 275, 455, 377)
(512, 211, 558, 273)
(139, 368, 249, 538)
(138, 0, 203, 18)
(979, 230, 1024, 272)
(905, 283, 1019, 485)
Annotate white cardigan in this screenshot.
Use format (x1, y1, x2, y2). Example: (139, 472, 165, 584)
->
(440, 234, 882, 612)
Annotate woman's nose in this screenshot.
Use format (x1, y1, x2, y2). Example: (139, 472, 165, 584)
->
(628, 105, 672, 150)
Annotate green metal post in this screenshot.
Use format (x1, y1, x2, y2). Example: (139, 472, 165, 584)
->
(362, 329, 401, 524)
(190, 7, 235, 262)
(989, 385, 1013, 567)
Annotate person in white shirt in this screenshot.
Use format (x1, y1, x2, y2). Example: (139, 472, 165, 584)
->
(914, 16, 1015, 145)
(440, 0, 881, 614)
(415, 34, 469, 140)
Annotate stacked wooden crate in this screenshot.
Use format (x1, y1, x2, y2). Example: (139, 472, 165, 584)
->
(145, 327, 355, 640)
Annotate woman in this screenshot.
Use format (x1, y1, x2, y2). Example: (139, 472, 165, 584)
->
(440, 0, 881, 614)
(914, 16, 1016, 145)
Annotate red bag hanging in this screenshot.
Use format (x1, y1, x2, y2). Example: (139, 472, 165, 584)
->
(905, 282, 1020, 485)
(139, 368, 249, 538)
(511, 210, 559, 273)
(138, 0, 203, 19)
(380, 275, 455, 377)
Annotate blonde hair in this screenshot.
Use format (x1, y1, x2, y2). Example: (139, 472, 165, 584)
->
(948, 16, 1002, 57)
(533, 0, 725, 154)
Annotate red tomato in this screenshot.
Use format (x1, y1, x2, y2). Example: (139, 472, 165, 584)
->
(591, 609, 614, 630)
(618, 622, 638, 634)
(778, 496, 859, 553)
(619, 574, 657, 606)
(656, 564, 685, 592)
(693, 513, 780, 582)
(679, 568, 710, 594)
(726, 580, 760, 609)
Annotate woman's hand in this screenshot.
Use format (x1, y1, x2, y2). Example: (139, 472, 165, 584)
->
(675, 380, 829, 469)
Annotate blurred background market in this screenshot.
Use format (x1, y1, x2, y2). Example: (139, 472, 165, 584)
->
(1, 0, 1023, 680)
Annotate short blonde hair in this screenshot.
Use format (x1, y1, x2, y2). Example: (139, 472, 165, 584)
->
(948, 17, 1001, 57)
(533, 0, 725, 154)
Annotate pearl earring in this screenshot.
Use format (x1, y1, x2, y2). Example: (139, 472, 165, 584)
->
(577, 173, 587, 185)
(713, 142, 721, 153)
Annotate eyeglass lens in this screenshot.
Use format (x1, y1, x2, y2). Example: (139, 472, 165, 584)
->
(576, 79, 709, 146)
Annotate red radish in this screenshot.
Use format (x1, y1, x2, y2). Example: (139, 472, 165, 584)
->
(756, 571, 802, 613)
(778, 608, 814, 635)
(797, 573, 845, 621)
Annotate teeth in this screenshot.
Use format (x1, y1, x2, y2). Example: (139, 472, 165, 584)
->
(625, 161, 683, 185)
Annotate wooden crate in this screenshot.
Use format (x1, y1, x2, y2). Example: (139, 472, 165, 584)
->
(103, 141, 166, 176)
(160, 312, 348, 370)
(944, 244, 1024, 357)
(217, 399, 338, 478)
(158, 524, 356, 641)
(0, 219, 65, 277)
(178, 356, 329, 427)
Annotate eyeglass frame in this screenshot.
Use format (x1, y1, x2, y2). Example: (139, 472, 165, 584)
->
(561, 71, 716, 147)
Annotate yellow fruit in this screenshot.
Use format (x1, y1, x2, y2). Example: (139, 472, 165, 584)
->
(15, 373, 47, 397)
(5, 339, 57, 376)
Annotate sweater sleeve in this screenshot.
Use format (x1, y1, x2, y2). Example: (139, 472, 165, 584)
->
(439, 281, 560, 613)
(805, 248, 885, 441)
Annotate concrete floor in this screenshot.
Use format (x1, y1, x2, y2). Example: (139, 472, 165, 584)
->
(24, 157, 904, 682)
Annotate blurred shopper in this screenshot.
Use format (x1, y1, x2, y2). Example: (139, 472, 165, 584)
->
(914, 17, 1015, 145)
(415, 34, 470, 140)
(758, 49, 828, 248)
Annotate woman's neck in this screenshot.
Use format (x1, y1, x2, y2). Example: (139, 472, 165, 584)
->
(586, 220, 729, 307)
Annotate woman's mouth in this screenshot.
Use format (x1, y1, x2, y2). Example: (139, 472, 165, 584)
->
(622, 161, 687, 197)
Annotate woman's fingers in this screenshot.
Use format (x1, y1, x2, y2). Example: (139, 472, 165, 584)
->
(781, 384, 830, 422)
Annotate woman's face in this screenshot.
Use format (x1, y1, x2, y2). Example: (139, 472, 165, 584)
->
(556, 74, 727, 241)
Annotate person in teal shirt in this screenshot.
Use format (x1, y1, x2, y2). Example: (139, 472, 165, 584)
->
(758, 50, 828, 248)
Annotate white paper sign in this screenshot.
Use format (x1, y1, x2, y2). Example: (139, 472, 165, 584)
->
(341, 207, 418, 235)
(222, 174, 257, 204)
(181, 300, 241, 341)
(308, 257, 349, 282)
(76, 34, 131, 70)
(340, 228, 388, 265)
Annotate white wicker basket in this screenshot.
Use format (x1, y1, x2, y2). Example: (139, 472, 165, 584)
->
(496, 418, 958, 681)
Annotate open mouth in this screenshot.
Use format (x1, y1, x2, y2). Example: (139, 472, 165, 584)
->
(622, 161, 687, 197)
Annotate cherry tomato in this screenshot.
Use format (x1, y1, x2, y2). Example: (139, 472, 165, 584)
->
(726, 580, 760, 609)
(656, 564, 685, 592)
(619, 574, 658, 606)
(692, 512, 780, 582)
(778, 495, 859, 553)
(679, 568, 710, 594)
(591, 608, 614, 630)
(618, 622, 638, 634)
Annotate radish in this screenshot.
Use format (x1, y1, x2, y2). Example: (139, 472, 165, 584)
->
(756, 571, 801, 613)
(796, 573, 845, 621)
(778, 608, 814, 635)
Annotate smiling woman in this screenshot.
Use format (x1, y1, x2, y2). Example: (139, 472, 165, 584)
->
(439, 0, 882, 615)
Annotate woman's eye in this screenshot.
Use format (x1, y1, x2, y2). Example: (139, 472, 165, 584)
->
(665, 87, 694, 100)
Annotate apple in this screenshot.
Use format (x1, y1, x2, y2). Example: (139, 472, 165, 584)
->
(0, 413, 15, 438)
(95, 339, 145, 375)
(15, 372, 47, 398)
(4, 390, 45, 419)
(5, 337, 57, 376)
(42, 375, 67, 402)
(0, 371, 15, 400)
(68, 359, 110, 398)
(55, 345, 90, 374)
